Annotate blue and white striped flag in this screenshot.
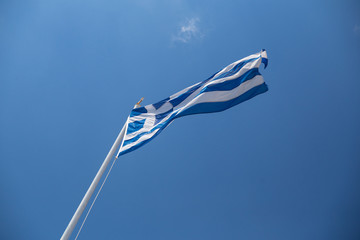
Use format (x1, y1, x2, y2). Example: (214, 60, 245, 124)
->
(117, 50, 268, 156)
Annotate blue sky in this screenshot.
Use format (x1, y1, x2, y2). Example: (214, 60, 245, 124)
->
(1, 0, 360, 239)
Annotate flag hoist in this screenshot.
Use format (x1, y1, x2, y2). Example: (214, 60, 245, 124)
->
(61, 50, 269, 240)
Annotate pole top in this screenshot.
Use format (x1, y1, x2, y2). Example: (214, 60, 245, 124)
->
(134, 97, 144, 109)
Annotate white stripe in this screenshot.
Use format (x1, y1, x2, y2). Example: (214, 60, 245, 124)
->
(165, 53, 263, 111)
(178, 75, 264, 114)
(261, 50, 267, 59)
(120, 128, 161, 152)
(211, 53, 261, 80)
(171, 57, 262, 111)
(169, 81, 203, 99)
(153, 101, 173, 114)
(206, 56, 261, 86)
(124, 110, 174, 140)
(145, 104, 156, 112)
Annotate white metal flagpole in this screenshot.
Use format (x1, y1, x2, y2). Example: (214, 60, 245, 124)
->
(60, 122, 127, 240)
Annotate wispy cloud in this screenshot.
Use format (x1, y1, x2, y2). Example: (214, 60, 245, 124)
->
(172, 17, 203, 44)
(354, 24, 360, 35)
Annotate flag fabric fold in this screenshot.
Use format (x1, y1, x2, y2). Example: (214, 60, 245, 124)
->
(117, 50, 269, 157)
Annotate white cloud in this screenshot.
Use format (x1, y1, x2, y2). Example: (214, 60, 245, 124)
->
(354, 24, 360, 35)
(172, 17, 203, 43)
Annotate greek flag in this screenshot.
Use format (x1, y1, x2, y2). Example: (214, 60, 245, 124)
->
(117, 50, 268, 157)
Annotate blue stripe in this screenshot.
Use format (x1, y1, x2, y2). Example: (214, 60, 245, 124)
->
(262, 58, 268, 69)
(176, 82, 268, 118)
(127, 119, 146, 135)
(202, 68, 260, 93)
(119, 112, 178, 155)
(169, 82, 203, 108)
(212, 57, 258, 81)
(261, 49, 267, 68)
(152, 97, 170, 110)
(122, 111, 176, 147)
(154, 108, 173, 125)
(169, 72, 218, 108)
(130, 107, 147, 117)
(123, 128, 153, 148)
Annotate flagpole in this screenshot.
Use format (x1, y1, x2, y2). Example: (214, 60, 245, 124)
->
(60, 122, 127, 240)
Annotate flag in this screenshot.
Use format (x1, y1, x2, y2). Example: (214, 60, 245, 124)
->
(117, 50, 268, 157)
